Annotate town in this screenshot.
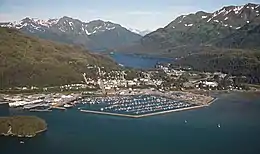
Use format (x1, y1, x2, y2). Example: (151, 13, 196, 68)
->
(1, 62, 256, 117)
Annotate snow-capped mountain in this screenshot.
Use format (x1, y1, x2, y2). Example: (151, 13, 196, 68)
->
(137, 3, 260, 51)
(128, 28, 151, 36)
(165, 3, 260, 30)
(0, 16, 142, 50)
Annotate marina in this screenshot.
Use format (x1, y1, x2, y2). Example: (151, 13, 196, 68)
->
(78, 95, 215, 117)
(80, 104, 209, 118)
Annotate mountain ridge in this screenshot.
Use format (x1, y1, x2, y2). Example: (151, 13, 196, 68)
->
(119, 3, 260, 55)
(0, 16, 142, 51)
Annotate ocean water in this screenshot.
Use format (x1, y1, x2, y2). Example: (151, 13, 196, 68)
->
(1, 92, 260, 154)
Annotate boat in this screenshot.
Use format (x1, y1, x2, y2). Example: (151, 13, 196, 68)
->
(64, 104, 73, 108)
(218, 124, 221, 128)
(20, 141, 24, 144)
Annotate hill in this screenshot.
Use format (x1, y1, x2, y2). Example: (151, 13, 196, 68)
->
(0, 27, 119, 89)
(0, 16, 142, 51)
(174, 49, 260, 84)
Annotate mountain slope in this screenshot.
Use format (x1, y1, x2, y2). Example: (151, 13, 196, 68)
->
(121, 3, 260, 54)
(0, 27, 118, 89)
(0, 17, 142, 51)
(174, 49, 260, 84)
(216, 16, 260, 48)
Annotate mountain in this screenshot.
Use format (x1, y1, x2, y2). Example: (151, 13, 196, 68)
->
(128, 28, 151, 36)
(0, 16, 142, 51)
(216, 15, 260, 48)
(121, 3, 260, 54)
(0, 27, 119, 89)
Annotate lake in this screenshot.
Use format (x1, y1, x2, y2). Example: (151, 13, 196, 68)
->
(109, 53, 173, 69)
(1, 92, 260, 154)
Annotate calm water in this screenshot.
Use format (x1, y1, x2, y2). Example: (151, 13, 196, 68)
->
(109, 53, 173, 69)
(1, 92, 260, 154)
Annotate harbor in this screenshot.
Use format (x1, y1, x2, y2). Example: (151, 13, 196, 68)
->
(0, 89, 216, 118)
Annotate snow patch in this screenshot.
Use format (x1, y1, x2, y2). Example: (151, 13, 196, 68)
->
(85, 29, 91, 35)
(106, 27, 115, 30)
(224, 9, 233, 15)
(201, 16, 207, 19)
(68, 22, 73, 26)
(233, 5, 244, 14)
(16, 23, 28, 29)
(224, 17, 229, 20)
(59, 27, 65, 32)
(236, 27, 241, 29)
(184, 24, 193, 27)
(214, 20, 219, 23)
(247, 20, 250, 23)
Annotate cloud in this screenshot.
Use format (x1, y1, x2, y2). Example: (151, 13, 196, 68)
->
(126, 11, 162, 15)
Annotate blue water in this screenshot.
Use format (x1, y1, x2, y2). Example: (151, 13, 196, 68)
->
(109, 53, 173, 69)
(1, 92, 260, 154)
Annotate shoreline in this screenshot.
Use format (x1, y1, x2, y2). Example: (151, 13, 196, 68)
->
(80, 98, 218, 118)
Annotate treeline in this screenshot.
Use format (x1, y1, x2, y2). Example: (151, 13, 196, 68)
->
(174, 50, 260, 84)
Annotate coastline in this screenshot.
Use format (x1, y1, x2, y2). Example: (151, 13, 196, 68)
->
(1, 127, 47, 138)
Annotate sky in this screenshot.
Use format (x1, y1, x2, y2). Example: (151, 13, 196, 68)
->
(0, 0, 260, 30)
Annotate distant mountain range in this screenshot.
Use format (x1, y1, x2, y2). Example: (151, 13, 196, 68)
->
(119, 3, 260, 55)
(0, 16, 142, 51)
(128, 28, 151, 36)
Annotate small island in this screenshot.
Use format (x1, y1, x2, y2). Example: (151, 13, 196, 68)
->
(0, 116, 47, 138)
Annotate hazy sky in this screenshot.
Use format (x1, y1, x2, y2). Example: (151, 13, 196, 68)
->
(0, 0, 259, 30)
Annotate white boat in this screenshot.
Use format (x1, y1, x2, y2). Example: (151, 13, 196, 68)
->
(20, 141, 24, 144)
(64, 104, 73, 108)
(218, 124, 221, 128)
